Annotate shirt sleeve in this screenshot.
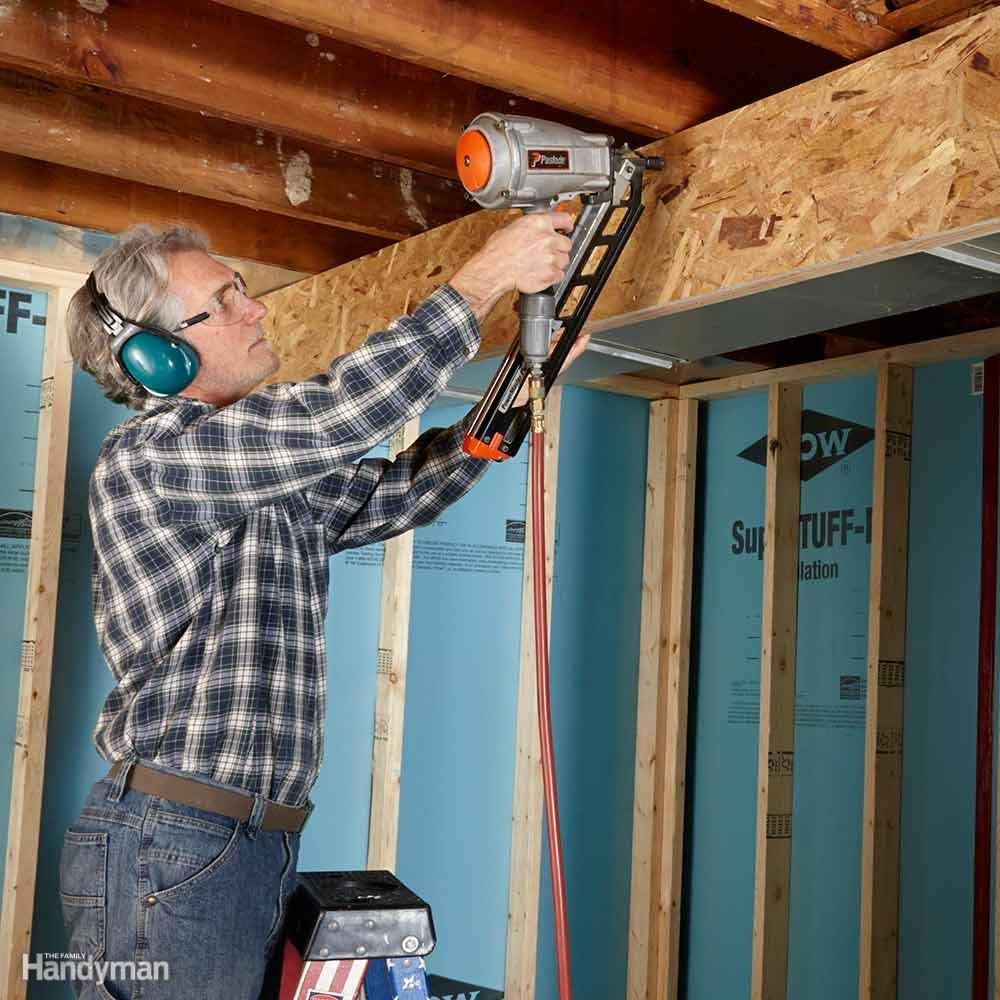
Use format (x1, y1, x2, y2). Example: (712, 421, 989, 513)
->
(130, 285, 480, 524)
(306, 413, 490, 552)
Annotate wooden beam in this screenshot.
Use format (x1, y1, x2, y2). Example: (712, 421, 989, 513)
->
(702, 0, 899, 60)
(367, 418, 420, 871)
(0, 69, 470, 240)
(858, 363, 913, 1000)
(0, 152, 389, 275)
(262, 12, 1000, 382)
(210, 0, 841, 137)
(0, 0, 653, 179)
(881, 0, 989, 31)
(750, 384, 802, 1000)
(626, 397, 698, 1000)
(919, 0, 1000, 31)
(0, 276, 74, 1000)
(505, 389, 561, 999)
(679, 324, 1000, 399)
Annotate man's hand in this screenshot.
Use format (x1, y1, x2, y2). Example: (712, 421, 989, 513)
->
(511, 330, 591, 408)
(449, 211, 574, 322)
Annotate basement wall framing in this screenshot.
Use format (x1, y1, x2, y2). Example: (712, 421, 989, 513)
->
(629, 326, 1000, 1000)
(4, 256, 1000, 997)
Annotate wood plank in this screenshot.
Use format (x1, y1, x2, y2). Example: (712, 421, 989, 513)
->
(261, 12, 1000, 382)
(679, 324, 1000, 399)
(367, 418, 420, 871)
(0, 281, 74, 1000)
(646, 398, 699, 1000)
(0, 0, 653, 178)
(505, 388, 562, 999)
(858, 363, 913, 1000)
(0, 152, 389, 275)
(575, 373, 676, 400)
(703, 0, 899, 60)
(918, 0, 1000, 30)
(627, 400, 677, 1000)
(750, 384, 802, 1000)
(210, 0, 840, 137)
(881, 0, 987, 31)
(0, 68, 470, 241)
(587, 7, 1000, 335)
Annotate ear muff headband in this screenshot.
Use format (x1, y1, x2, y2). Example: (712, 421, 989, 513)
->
(86, 273, 200, 397)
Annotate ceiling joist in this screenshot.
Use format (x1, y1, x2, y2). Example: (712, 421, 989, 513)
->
(880, 0, 998, 31)
(0, 68, 470, 240)
(259, 9, 1000, 383)
(209, 0, 843, 137)
(0, 152, 390, 274)
(701, 0, 899, 59)
(0, 0, 652, 178)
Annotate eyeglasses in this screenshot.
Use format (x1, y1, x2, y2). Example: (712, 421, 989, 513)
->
(175, 272, 254, 333)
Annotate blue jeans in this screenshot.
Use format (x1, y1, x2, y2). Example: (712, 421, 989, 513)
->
(59, 771, 300, 999)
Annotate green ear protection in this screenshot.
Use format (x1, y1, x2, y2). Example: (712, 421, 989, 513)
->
(86, 273, 201, 397)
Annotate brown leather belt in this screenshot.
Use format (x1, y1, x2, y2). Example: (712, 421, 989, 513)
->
(109, 762, 309, 833)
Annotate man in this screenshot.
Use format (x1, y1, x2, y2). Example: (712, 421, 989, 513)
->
(59, 212, 578, 998)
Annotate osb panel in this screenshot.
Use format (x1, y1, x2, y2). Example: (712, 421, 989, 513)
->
(264, 212, 517, 382)
(264, 9, 1000, 383)
(601, 7, 1000, 325)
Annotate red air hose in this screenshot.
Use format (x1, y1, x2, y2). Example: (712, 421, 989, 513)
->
(530, 424, 573, 1000)
(973, 355, 999, 997)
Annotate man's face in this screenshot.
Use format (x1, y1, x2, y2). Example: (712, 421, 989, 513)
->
(168, 250, 279, 406)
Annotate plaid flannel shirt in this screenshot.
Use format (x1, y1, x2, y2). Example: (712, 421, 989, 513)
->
(90, 285, 488, 806)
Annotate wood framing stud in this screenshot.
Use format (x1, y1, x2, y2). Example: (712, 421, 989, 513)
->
(505, 389, 562, 999)
(0, 278, 75, 1000)
(627, 399, 677, 1000)
(367, 417, 420, 871)
(751, 384, 802, 1000)
(679, 325, 1000, 401)
(858, 363, 913, 1000)
(649, 399, 699, 1000)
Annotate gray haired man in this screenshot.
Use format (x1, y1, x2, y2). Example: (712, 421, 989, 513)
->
(58, 212, 579, 998)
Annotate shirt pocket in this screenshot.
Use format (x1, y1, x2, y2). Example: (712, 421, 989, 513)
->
(140, 803, 242, 901)
(60, 829, 108, 962)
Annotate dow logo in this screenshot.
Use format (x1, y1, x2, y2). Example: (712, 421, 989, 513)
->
(737, 409, 874, 481)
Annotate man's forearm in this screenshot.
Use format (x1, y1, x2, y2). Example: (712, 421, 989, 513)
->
(447, 272, 508, 323)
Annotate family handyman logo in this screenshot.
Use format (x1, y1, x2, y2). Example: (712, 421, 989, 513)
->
(737, 409, 874, 481)
(23, 953, 169, 983)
